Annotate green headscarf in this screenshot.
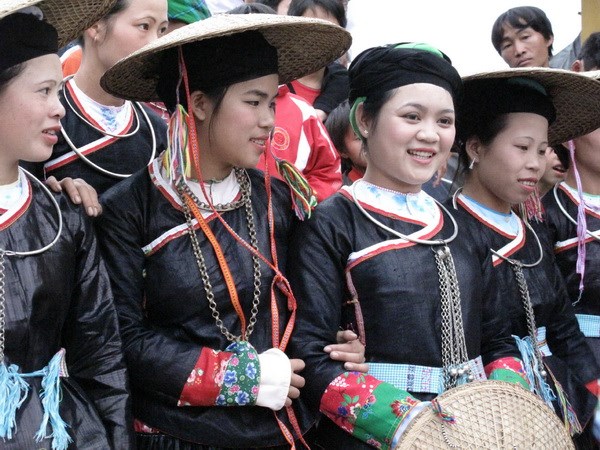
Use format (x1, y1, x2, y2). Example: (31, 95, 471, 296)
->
(168, 0, 211, 24)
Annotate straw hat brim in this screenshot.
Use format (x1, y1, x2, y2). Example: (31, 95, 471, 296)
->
(101, 13, 352, 102)
(0, 0, 116, 47)
(584, 69, 600, 80)
(462, 67, 600, 147)
(396, 380, 574, 450)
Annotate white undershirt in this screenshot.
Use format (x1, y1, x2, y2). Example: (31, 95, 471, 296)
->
(355, 180, 439, 224)
(0, 177, 22, 212)
(69, 79, 132, 134)
(186, 169, 240, 207)
(459, 193, 520, 235)
(563, 182, 600, 213)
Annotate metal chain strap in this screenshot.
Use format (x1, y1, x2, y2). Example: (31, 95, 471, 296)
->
(188, 168, 251, 212)
(0, 250, 5, 363)
(434, 245, 472, 390)
(510, 262, 546, 377)
(241, 188, 262, 338)
(177, 169, 262, 342)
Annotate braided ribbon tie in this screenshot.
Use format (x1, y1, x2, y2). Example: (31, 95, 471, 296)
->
(430, 398, 456, 424)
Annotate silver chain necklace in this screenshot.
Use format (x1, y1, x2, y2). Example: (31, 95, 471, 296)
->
(491, 222, 546, 379)
(60, 77, 157, 179)
(434, 245, 473, 390)
(350, 181, 470, 388)
(553, 183, 600, 243)
(453, 189, 547, 378)
(176, 169, 262, 342)
(186, 171, 251, 212)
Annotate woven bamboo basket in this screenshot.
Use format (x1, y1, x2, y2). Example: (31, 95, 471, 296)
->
(396, 380, 574, 449)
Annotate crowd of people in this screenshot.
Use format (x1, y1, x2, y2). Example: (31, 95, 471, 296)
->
(2, 0, 600, 449)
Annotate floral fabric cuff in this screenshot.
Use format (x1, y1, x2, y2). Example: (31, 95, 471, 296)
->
(216, 341, 260, 406)
(178, 341, 260, 407)
(485, 357, 529, 389)
(320, 371, 419, 450)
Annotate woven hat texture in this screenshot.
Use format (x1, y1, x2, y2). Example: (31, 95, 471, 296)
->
(101, 13, 352, 102)
(0, 0, 117, 47)
(396, 380, 574, 449)
(461, 67, 600, 147)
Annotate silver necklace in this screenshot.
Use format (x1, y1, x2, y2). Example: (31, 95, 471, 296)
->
(62, 76, 141, 138)
(176, 170, 262, 342)
(60, 78, 157, 179)
(187, 170, 251, 212)
(553, 183, 600, 242)
(351, 180, 459, 245)
(452, 189, 546, 378)
(350, 180, 469, 388)
(0, 169, 62, 363)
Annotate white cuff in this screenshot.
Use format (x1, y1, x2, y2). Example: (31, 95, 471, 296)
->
(256, 348, 291, 411)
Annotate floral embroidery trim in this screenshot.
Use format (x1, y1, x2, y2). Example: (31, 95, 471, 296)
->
(179, 348, 229, 406)
(216, 341, 260, 407)
(320, 371, 419, 450)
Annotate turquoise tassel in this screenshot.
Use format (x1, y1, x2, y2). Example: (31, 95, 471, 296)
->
(0, 362, 30, 439)
(513, 335, 556, 408)
(34, 351, 72, 450)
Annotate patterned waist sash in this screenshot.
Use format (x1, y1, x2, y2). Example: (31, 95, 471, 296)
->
(367, 356, 486, 395)
(536, 326, 552, 357)
(576, 314, 600, 338)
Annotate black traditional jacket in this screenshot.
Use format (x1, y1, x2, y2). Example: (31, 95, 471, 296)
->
(543, 184, 600, 318)
(450, 194, 600, 426)
(287, 186, 520, 449)
(3, 171, 132, 449)
(96, 163, 314, 448)
(22, 80, 167, 195)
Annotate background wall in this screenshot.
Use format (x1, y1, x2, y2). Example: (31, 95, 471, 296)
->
(346, 0, 582, 75)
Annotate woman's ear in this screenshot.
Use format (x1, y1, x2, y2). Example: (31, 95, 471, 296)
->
(189, 91, 210, 122)
(465, 136, 482, 165)
(571, 59, 584, 73)
(86, 21, 106, 45)
(355, 102, 370, 140)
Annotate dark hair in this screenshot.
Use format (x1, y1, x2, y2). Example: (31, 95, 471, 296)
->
(201, 86, 229, 147)
(104, 0, 131, 21)
(578, 31, 600, 71)
(81, 0, 130, 47)
(0, 63, 25, 95)
(252, 0, 284, 10)
(228, 3, 277, 14)
(491, 6, 553, 57)
(287, 0, 347, 28)
(356, 88, 396, 153)
(553, 144, 570, 171)
(456, 114, 509, 174)
(324, 100, 352, 172)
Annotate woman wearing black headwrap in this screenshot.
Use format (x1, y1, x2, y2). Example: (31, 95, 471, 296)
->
(287, 43, 529, 449)
(448, 70, 600, 448)
(96, 13, 365, 449)
(0, 2, 133, 449)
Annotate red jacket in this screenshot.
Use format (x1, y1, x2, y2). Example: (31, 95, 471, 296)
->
(257, 85, 342, 202)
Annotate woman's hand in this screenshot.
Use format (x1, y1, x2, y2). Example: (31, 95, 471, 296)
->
(45, 176, 102, 216)
(325, 330, 368, 373)
(286, 359, 306, 406)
